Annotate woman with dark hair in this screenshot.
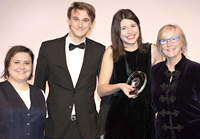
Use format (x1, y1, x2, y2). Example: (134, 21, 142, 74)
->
(152, 24, 200, 138)
(0, 46, 46, 139)
(97, 9, 163, 138)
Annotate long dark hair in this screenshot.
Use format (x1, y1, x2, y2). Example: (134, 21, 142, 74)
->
(1, 45, 34, 80)
(111, 9, 147, 62)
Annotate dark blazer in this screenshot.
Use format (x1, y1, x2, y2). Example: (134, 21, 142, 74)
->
(0, 81, 46, 139)
(34, 34, 106, 139)
(152, 54, 200, 138)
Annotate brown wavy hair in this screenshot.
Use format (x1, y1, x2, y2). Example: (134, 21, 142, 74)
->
(67, 2, 96, 23)
(111, 9, 147, 62)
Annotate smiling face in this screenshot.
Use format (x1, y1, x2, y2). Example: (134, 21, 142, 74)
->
(120, 19, 139, 48)
(68, 9, 92, 43)
(160, 28, 182, 61)
(8, 52, 32, 83)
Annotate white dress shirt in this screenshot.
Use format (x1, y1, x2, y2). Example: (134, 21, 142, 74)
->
(66, 34, 85, 115)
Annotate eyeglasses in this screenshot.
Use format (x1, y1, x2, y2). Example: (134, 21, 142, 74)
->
(159, 36, 179, 45)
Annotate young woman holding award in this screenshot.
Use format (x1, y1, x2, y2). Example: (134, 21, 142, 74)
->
(97, 9, 163, 139)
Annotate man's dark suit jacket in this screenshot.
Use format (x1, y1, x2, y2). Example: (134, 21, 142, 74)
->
(34, 34, 106, 139)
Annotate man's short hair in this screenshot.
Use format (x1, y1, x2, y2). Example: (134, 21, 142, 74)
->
(67, 2, 96, 23)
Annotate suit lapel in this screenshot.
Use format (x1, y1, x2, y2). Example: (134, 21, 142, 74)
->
(75, 38, 93, 88)
(57, 34, 74, 88)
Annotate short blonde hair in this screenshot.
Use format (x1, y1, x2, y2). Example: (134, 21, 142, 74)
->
(156, 24, 187, 57)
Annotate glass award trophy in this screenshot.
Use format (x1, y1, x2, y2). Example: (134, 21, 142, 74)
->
(126, 71, 147, 97)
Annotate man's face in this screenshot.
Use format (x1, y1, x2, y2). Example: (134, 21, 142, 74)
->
(68, 9, 92, 43)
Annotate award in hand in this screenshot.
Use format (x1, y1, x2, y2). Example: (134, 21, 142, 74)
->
(126, 71, 147, 97)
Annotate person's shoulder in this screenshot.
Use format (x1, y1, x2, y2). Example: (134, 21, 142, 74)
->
(0, 81, 5, 86)
(102, 46, 113, 60)
(39, 35, 67, 50)
(105, 46, 112, 53)
(0, 81, 4, 84)
(151, 43, 159, 53)
(29, 84, 42, 91)
(186, 58, 200, 70)
(0, 80, 12, 89)
(151, 61, 165, 77)
(86, 38, 105, 48)
(144, 42, 152, 48)
(0, 80, 8, 85)
(152, 60, 165, 69)
(184, 58, 200, 81)
(29, 84, 45, 95)
(42, 35, 67, 44)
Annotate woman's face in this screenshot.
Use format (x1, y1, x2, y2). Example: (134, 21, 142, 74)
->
(8, 52, 32, 83)
(120, 19, 139, 48)
(160, 28, 182, 60)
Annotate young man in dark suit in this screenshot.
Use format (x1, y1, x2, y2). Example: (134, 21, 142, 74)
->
(34, 2, 106, 139)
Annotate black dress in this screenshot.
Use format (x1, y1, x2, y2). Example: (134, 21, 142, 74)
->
(151, 54, 200, 139)
(104, 44, 155, 139)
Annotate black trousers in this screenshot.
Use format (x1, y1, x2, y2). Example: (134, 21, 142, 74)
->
(45, 121, 100, 139)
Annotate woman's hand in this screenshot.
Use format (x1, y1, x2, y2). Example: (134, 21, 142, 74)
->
(119, 83, 138, 98)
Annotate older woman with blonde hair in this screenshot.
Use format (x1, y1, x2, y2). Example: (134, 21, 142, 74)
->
(152, 24, 200, 138)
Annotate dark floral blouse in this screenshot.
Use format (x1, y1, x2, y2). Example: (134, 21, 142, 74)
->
(152, 54, 200, 139)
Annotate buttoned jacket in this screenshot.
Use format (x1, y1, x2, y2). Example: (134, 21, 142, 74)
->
(34, 34, 106, 139)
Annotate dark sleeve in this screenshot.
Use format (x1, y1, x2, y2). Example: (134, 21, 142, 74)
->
(97, 45, 105, 77)
(34, 42, 49, 91)
(192, 68, 200, 138)
(193, 63, 200, 99)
